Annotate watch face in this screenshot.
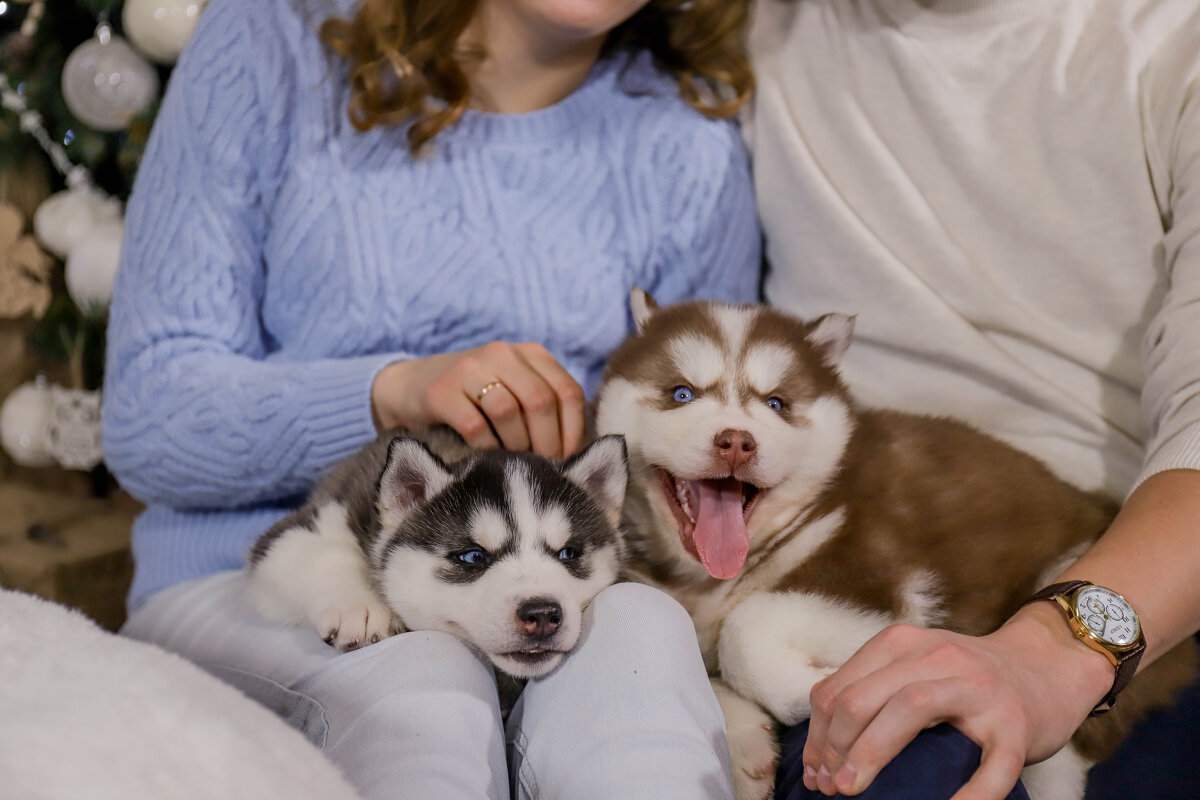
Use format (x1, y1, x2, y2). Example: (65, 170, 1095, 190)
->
(1075, 586, 1140, 646)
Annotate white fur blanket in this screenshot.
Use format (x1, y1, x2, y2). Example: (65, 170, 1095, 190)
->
(0, 589, 360, 800)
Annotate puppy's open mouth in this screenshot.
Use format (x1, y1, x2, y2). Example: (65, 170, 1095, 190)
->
(503, 647, 557, 660)
(497, 647, 565, 675)
(656, 469, 762, 581)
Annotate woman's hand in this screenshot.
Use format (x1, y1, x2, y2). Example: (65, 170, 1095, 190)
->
(371, 341, 587, 459)
(801, 603, 1116, 799)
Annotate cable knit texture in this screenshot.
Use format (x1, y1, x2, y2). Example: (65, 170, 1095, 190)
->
(103, 0, 761, 610)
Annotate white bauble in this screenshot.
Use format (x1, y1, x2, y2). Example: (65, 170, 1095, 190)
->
(65, 220, 124, 314)
(33, 184, 122, 259)
(123, 0, 208, 65)
(0, 380, 55, 468)
(61, 28, 159, 131)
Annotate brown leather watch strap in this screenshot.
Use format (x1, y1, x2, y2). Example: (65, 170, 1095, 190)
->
(1024, 579, 1088, 606)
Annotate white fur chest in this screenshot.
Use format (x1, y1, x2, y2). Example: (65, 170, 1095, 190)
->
(677, 582, 740, 671)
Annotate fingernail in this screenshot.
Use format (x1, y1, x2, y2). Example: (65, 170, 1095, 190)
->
(836, 762, 857, 792)
(817, 765, 834, 794)
(803, 764, 817, 789)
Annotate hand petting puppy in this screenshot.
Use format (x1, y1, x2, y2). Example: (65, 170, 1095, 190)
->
(371, 341, 586, 459)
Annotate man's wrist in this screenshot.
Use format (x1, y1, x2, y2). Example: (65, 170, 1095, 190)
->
(996, 601, 1116, 713)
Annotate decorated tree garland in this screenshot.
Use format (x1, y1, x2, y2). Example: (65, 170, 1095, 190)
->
(0, 0, 207, 476)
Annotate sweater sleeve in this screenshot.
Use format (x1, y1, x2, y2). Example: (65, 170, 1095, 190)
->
(102, 0, 402, 510)
(642, 119, 763, 307)
(1137, 15, 1200, 489)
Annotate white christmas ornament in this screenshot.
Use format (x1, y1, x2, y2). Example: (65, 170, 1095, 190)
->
(0, 378, 56, 468)
(33, 183, 122, 259)
(61, 22, 159, 132)
(65, 219, 124, 314)
(45, 386, 104, 471)
(123, 0, 208, 65)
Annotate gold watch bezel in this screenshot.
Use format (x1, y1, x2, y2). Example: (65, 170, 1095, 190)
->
(1053, 584, 1143, 666)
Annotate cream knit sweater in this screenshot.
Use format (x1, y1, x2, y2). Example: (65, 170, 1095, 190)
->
(748, 0, 1200, 499)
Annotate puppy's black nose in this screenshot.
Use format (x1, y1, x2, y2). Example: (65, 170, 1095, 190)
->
(517, 599, 562, 639)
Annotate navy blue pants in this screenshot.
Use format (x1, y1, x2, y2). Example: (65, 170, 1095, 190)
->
(775, 674, 1200, 800)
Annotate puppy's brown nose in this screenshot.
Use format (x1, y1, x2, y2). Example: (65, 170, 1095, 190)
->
(714, 428, 757, 469)
(517, 599, 562, 639)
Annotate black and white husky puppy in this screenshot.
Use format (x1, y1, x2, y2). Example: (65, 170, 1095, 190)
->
(248, 427, 629, 679)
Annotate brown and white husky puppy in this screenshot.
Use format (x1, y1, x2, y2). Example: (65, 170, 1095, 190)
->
(594, 290, 1197, 800)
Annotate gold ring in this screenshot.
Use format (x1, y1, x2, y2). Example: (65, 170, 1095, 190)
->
(476, 380, 503, 403)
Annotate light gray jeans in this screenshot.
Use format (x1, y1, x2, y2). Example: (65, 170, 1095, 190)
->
(122, 571, 734, 800)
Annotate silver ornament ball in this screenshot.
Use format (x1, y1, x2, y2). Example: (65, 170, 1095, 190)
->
(61, 26, 159, 132)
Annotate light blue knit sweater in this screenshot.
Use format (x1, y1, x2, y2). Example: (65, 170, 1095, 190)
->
(103, 0, 761, 611)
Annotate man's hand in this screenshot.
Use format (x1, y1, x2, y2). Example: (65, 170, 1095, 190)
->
(801, 606, 1115, 799)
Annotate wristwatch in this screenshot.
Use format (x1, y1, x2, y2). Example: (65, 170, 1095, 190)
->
(1022, 580, 1145, 715)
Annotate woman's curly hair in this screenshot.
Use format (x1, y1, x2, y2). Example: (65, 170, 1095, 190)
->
(321, 0, 754, 153)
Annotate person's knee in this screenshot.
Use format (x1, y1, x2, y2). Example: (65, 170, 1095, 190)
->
(775, 722, 1029, 800)
(381, 628, 487, 664)
(568, 582, 704, 675)
(307, 628, 498, 704)
(363, 628, 492, 677)
(592, 582, 695, 640)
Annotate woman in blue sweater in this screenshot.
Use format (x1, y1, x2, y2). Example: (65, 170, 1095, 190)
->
(103, 0, 760, 797)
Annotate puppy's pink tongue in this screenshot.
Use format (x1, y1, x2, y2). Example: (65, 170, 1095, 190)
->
(692, 479, 749, 580)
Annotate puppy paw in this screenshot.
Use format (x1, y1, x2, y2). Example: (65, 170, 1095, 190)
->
(313, 600, 400, 652)
(766, 662, 837, 726)
(729, 720, 780, 800)
(712, 679, 780, 800)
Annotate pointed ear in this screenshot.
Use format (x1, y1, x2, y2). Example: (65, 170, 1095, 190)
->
(807, 313, 856, 368)
(376, 437, 454, 531)
(630, 288, 659, 334)
(563, 435, 628, 527)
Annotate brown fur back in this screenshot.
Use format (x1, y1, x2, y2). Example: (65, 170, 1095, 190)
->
(780, 410, 1116, 633)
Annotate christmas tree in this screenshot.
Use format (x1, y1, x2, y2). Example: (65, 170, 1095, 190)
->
(0, 0, 206, 480)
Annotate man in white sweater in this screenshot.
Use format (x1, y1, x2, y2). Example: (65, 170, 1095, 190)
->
(747, 0, 1200, 798)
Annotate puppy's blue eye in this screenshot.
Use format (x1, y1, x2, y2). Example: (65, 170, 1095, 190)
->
(766, 397, 784, 412)
(455, 548, 488, 566)
(672, 386, 695, 403)
(557, 546, 579, 561)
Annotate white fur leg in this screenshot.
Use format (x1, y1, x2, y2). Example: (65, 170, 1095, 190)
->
(249, 503, 401, 651)
(1020, 744, 1091, 800)
(712, 678, 779, 800)
(717, 591, 892, 725)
